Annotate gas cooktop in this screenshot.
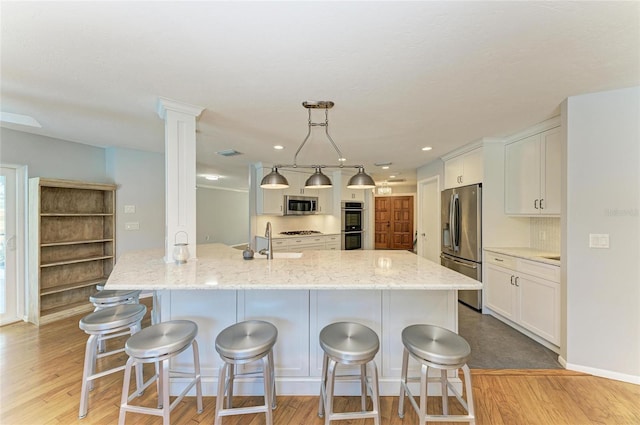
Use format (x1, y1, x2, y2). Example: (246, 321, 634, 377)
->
(279, 230, 322, 236)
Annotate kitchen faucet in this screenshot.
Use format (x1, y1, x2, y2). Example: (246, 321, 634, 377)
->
(260, 221, 273, 259)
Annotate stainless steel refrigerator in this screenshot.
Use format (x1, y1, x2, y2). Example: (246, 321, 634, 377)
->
(440, 184, 482, 310)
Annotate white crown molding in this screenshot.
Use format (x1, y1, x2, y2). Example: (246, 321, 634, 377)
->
(440, 139, 484, 161)
(504, 116, 561, 144)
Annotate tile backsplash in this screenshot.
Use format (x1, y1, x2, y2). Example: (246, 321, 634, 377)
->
(530, 217, 560, 252)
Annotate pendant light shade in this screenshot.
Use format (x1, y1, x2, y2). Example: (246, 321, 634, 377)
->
(347, 167, 376, 189)
(260, 167, 289, 189)
(305, 168, 332, 189)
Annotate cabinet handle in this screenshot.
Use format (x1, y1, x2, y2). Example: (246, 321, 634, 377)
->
(494, 258, 503, 262)
(534, 199, 539, 209)
(510, 275, 515, 285)
(514, 276, 520, 287)
(540, 199, 544, 209)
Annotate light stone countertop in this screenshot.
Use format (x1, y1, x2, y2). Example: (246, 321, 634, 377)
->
(484, 247, 561, 266)
(106, 243, 483, 291)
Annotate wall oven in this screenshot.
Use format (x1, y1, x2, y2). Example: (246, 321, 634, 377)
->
(341, 201, 364, 250)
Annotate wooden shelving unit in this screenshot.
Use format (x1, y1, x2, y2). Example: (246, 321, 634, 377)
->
(28, 178, 116, 325)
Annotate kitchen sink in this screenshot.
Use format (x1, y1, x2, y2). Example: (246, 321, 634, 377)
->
(256, 252, 304, 259)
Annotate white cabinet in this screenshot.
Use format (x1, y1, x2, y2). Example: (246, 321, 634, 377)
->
(484, 252, 560, 346)
(325, 235, 341, 251)
(444, 147, 483, 189)
(505, 127, 561, 215)
(238, 290, 310, 377)
(288, 236, 326, 251)
(255, 234, 342, 252)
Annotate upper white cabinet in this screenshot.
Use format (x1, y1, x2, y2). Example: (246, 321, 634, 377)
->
(444, 147, 483, 189)
(505, 127, 561, 215)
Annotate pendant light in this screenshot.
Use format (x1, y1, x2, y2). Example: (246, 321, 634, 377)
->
(260, 167, 289, 189)
(305, 167, 332, 189)
(262, 101, 376, 190)
(347, 166, 376, 189)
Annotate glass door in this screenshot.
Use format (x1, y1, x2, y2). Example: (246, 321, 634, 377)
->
(0, 167, 18, 325)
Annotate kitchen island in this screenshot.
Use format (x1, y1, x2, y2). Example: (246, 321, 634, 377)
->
(106, 244, 482, 396)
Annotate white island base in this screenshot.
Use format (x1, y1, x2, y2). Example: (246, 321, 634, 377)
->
(159, 288, 459, 396)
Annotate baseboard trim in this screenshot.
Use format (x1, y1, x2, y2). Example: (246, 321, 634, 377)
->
(560, 359, 640, 385)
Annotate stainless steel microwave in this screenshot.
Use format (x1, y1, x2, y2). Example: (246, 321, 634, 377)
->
(284, 195, 318, 215)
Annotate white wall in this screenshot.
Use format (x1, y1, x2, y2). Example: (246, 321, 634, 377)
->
(0, 128, 108, 182)
(196, 186, 249, 246)
(564, 86, 640, 383)
(105, 147, 165, 256)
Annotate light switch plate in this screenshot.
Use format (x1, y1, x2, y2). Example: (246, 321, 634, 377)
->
(589, 233, 609, 248)
(124, 205, 136, 214)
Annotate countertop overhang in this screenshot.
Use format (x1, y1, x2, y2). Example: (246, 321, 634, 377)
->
(106, 244, 483, 291)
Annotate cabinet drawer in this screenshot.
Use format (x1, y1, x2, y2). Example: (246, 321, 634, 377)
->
(272, 240, 289, 250)
(518, 259, 560, 282)
(485, 252, 517, 269)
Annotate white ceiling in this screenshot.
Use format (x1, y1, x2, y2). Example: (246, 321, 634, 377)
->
(2, 1, 639, 190)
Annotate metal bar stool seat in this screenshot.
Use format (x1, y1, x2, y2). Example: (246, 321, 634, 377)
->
(78, 304, 147, 419)
(214, 320, 278, 425)
(318, 322, 381, 425)
(90, 289, 141, 310)
(398, 324, 476, 424)
(118, 320, 203, 425)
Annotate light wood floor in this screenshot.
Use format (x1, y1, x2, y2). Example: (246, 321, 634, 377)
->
(2, 301, 639, 425)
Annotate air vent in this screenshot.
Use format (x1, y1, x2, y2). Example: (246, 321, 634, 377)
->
(216, 149, 242, 157)
(387, 178, 406, 183)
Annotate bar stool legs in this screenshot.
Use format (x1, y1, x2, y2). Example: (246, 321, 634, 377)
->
(398, 324, 475, 424)
(317, 322, 381, 425)
(78, 304, 147, 419)
(214, 320, 278, 425)
(118, 320, 203, 425)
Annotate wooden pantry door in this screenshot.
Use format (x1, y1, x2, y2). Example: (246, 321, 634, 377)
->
(374, 196, 414, 250)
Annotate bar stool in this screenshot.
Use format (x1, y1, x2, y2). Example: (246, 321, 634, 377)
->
(318, 322, 381, 425)
(214, 320, 278, 425)
(90, 289, 141, 310)
(118, 320, 203, 425)
(398, 324, 475, 424)
(90, 289, 142, 353)
(78, 304, 147, 419)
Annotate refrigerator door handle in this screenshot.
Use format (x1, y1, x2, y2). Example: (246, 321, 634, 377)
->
(452, 193, 460, 252)
(448, 194, 455, 250)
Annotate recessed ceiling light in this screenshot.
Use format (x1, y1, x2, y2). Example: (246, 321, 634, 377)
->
(421, 146, 432, 151)
(389, 175, 396, 178)
(274, 145, 284, 150)
(382, 166, 390, 170)
(205, 175, 219, 181)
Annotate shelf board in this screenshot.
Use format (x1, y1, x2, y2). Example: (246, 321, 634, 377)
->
(40, 255, 114, 268)
(40, 278, 107, 296)
(39, 301, 95, 325)
(41, 239, 114, 247)
(41, 213, 113, 217)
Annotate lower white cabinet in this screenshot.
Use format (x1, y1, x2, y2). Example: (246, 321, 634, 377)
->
(256, 234, 341, 252)
(238, 290, 310, 377)
(484, 252, 560, 346)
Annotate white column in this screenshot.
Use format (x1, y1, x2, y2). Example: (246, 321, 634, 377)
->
(156, 97, 204, 263)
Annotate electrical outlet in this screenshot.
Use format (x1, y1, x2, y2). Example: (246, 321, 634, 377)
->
(125, 222, 140, 231)
(124, 205, 136, 214)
